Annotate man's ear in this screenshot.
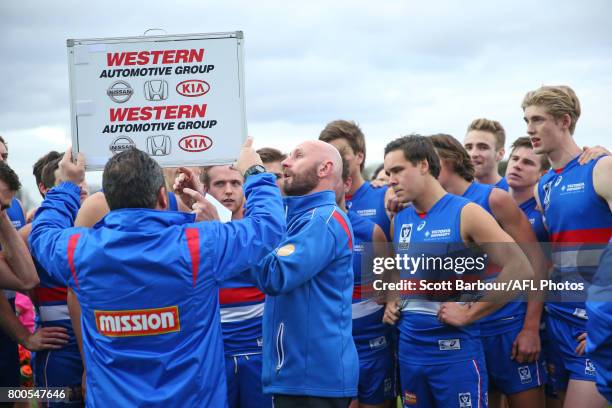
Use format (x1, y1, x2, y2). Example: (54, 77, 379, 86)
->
(495, 148, 505, 163)
(157, 186, 169, 210)
(355, 152, 365, 168)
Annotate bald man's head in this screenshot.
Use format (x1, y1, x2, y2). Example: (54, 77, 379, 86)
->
(281, 140, 342, 196)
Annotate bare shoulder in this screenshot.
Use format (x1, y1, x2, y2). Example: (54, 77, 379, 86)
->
(75, 191, 110, 227)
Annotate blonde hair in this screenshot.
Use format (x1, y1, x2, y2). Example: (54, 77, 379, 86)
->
(467, 118, 506, 150)
(521, 85, 581, 135)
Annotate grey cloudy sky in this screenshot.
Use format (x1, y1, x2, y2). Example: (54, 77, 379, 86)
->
(1, 0, 611, 207)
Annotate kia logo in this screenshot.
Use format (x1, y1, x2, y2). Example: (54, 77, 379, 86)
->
(109, 136, 135, 154)
(179, 135, 213, 152)
(107, 81, 133, 103)
(176, 80, 210, 97)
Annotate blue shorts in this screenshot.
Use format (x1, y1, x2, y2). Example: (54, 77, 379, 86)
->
(357, 349, 396, 404)
(225, 353, 272, 408)
(481, 324, 546, 394)
(34, 346, 84, 407)
(400, 358, 488, 408)
(545, 313, 596, 391)
(0, 335, 19, 388)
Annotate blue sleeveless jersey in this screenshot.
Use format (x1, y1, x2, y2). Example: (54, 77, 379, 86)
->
(538, 156, 612, 327)
(219, 273, 265, 356)
(393, 194, 483, 364)
(495, 176, 509, 191)
(463, 182, 526, 332)
(346, 181, 390, 240)
(586, 238, 612, 403)
(519, 197, 549, 243)
(348, 211, 389, 359)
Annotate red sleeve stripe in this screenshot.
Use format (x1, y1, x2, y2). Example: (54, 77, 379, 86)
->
(186, 228, 200, 287)
(34, 287, 68, 303)
(550, 228, 612, 245)
(219, 287, 265, 305)
(332, 210, 353, 250)
(67, 234, 81, 289)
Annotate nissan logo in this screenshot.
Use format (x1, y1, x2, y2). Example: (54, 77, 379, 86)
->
(107, 81, 134, 103)
(178, 135, 213, 152)
(109, 136, 136, 154)
(176, 80, 210, 97)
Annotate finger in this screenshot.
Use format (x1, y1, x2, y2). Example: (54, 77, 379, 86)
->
(76, 152, 86, 169)
(577, 332, 587, 341)
(41, 327, 68, 333)
(243, 137, 253, 149)
(183, 188, 206, 204)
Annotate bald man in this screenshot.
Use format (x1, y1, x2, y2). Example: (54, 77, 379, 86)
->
(246, 140, 359, 408)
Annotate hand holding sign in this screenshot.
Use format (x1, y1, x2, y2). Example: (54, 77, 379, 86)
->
(182, 188, 220, 222)
(173, 167, 205, 209)
(234, 137, 263, 176)
(59, 147, 86, 185)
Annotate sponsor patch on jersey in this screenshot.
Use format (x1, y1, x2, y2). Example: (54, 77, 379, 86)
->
(458, 392, 472, 407)
(357, 208, 376, 217)
(404, 391, 417, 405)
(561, 182, 585, 193)
(425, 228, 451, 239)
(276, 244, 296, 257)
(518, 366, 532, 384)
(369, 335, 387, 350)
(95, 306, 180, 337)
(438, 338, 461, 351)
(585, 359, 596, 376)
(257, 337, 263, 348)
(417, 220, 426, 231)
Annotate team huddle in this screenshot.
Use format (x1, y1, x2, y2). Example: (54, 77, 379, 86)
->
(0, 84, 611, 408)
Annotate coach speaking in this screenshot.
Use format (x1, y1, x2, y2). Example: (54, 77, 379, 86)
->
(29, 139, 284, 407)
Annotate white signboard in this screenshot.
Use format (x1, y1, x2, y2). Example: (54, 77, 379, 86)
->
(67, 31, 246, 170)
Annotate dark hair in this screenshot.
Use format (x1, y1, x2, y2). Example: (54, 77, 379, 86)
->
(319, 120, 366, 171)
(510, 136, 551, 171)
(257, 147, 286, 164)
(384, 135, 440, 178)
(340, 154, 350, 183)
(33, 151, 62, 185)
(41, 156, 63, 189)
(429, 133, 475, 182)
(0, 161, 21, 192)
(0, 135, 6, 148)
(371, 164, 385, 181)
(102, 148, 164, 210)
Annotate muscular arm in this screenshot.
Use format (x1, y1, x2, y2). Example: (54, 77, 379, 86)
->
(593, 156, 612, 211)
(0, 211, 38, 290)
(489, 189, 546, 330)
(458, 203, 534, 322)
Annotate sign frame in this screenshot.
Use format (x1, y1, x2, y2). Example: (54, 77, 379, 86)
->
(67, 31, 246, 170)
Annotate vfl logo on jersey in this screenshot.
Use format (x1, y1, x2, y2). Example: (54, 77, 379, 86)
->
(384, 377, 392, 393)
(438, 338, 461, 351)
(398, 223, 413, 250)
(585, 359, 596, 376)
(518, 366, 532, 384)
(95, 306, 180, 337)
(369, 335, 387, 350)
(573, 308, 588, 320)
(458, 392, 472, 407)
(257, 337, 263, 348)
(404, 391, 417, 405)
(417, 221, 426, 231)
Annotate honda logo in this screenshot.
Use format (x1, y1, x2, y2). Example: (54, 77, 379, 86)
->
(178, 135, 213, 152)
(146, 135, 171, 156)
(143, 80, 169, 101)
(107, 81, 133, 103)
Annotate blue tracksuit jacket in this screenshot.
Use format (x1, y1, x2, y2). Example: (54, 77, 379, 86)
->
(249, 190, 359, 398)
(29, 174, 284, 408)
